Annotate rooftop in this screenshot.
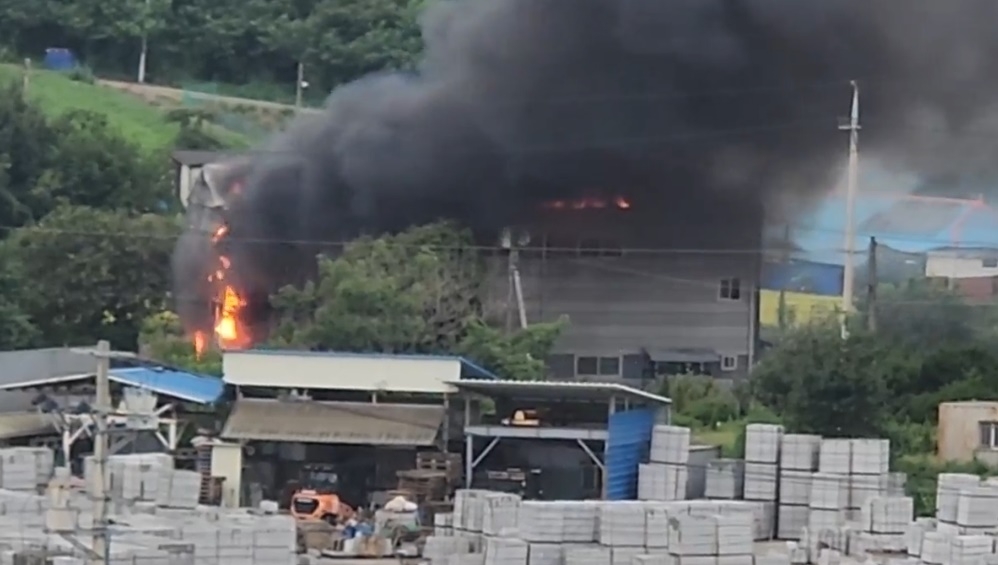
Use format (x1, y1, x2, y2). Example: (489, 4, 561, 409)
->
(447, 379, 671, 406)
(235, 349, 498, 380)
(0, 365, 224, 405)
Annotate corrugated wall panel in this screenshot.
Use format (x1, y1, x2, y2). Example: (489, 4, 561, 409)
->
(604, 408, 655, 500)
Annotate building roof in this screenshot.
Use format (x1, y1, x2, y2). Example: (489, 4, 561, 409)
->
(447, 379, 671, 406)
(239, 349, 498, 380)
(171, 150, 243, 167)
(221, 399, 444, 445)
(0, 366, 224, 405)
(0, 348, 100, 412)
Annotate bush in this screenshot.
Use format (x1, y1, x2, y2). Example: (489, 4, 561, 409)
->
(896, 456, 992, 516)
(67, 66, 95, 84)
(666, 375, 740, 427)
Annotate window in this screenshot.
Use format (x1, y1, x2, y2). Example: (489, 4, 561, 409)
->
(656, 361, 708, 376)
(983, 258, 998, 268)
(719, 278, 742, 301)
(721, 355, 738, 372)
(980, 421, 998, 449)
(576, 355, 621, 376)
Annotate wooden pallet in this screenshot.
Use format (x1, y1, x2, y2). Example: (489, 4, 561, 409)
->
(395, 470, 449, 502)
(415, 452, 462, 480)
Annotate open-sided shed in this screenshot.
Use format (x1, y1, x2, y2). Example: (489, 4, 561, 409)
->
(448, 379, 671, 499)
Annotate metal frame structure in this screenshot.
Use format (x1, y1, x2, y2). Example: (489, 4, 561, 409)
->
(447, 380, 671, 488)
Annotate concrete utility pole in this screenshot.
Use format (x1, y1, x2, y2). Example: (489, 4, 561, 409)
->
(70, 342, 136, 565)
(839, 80, 861, 339)
(295, 62, 306, 109)
(137, 0, 150, 83)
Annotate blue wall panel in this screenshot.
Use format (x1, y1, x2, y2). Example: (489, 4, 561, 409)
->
(604, 408, 656, 500)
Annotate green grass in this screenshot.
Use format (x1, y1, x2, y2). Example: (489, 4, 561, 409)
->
(0, 64, 248, 151)
(692, 419, 743, 457)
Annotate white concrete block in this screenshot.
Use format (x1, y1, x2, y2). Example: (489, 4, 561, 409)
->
(706, 460, 744, 500)
(955, 484, 998, 527)
(849, 440, 890, 475)
(935, 474, 980, 524)
(808, 473, 848, 510)
(612, 547, 645, 565)
(715, 514, 753, 555)
(777, 505, 808, 540)
(743, 463, 777, 502)
(527, 543, 561, 565)
(482, 493, 521, 537)
(780, 435, 822, 472)
(745, 424, 784, 464)
(668, 514, 717, 556)
(639, 464, 687, 501)
(859, 496, 913, 534)
(847, 474, 886, 510)
(779, 471, 812, 506)
(918, 531, 951, 565)
(599, 502, 648, 547)
(949, 535, 992, 565)
(818, 440, 851, 475)
(807, 508, 845, 532)
(650, 426, 691, 464)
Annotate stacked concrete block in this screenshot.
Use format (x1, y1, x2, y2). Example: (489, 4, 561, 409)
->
(643, 426, 691, 501)
(859, 496, 913, 534)
(435, 512, 455, 537)
(705, 459, 744, 500)
(633, 555, 671, 565)
(667, 514, 718, 557)
(638, 463, 688, 502)
(744, 424, 782, 505)
(777, 434, 820, 541)
(904, 518, 936, 557)
(610, 546, 645, 565)
(645, 504, 671, 550)
(780, 435, 821, 473)
(935, 473, 981, 527)
(847, 439, 890, 517)
(455, 489, 489, 537)
(526, 543, 562, 565)
(954, 484, 998, 534)
(518, 501, 598, 544)
(564, 545, 611, 565)
(715, 513, 754, 557)
(599, 502, 647, 547)
(154, 468, 201, 509)
(425, 535, 470, 563)
(483, 493, 521, 537)
(817, 440, 851, 475)
(0, 449, 49, 491)
(807, 473, 848, 534)
(949, 535, 992, 565)
(484, 536, 528, 565)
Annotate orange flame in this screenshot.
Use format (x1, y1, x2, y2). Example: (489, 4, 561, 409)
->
(193, 222, 251, 357)
(542, 196, 632, 211)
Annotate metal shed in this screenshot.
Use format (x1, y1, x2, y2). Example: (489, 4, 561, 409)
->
(447, 380, 671, 500)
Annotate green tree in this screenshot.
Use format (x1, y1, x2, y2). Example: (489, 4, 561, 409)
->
(270, 222, 565, 379)
(2, 205, 180, 350)
(139, 311, 222, 375)
(752, 321, 901, 437)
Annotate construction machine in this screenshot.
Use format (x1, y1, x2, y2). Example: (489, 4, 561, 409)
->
(290, 464, 355, 525)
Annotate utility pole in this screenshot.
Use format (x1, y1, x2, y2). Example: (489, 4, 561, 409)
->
(839, 80, 861, 339)
(867, 237, 878, 332)
(137, 0, 150, 83)
(777, 223, 791, 331)
(70, 342, 136, 565)
(295, 62, 305, 109)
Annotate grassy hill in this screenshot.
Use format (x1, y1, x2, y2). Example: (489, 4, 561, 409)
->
(0, 64, 249, 151)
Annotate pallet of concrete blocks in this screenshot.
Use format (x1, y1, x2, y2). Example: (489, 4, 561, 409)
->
(916, 531, 951, 565)
(705, 459, 744, 500)
(564, 501, 602, 543)
(745, 424, 784, 465)
(947, 535, 994, 565)
(859, 496, 913, 535)
(781, 434, 821, 472)
(954, 483, 998, 533)
(716, 513, 754, 557)
(716, 500, 775, 541)
(632, 555, 670, 565)
(155, 469, 202, 509)
(599, 502, 648, 547)
(435, 512, 455, 536)
(743, 461, 778, 502)
(902, 518, 935, 558)
(639, 463, 687, 501)
(484, 536, 528, 565)
(934, 473, 981, 525)
(644, 504, 673, 549)
(0, 449, 45, 492)
(667, 514, 718, 557)
(564, 545, 611, 565)
(482, 493, 521, 536)
(455, 489, 489, 533)
(526, 542, 562, 565)
(650, 426, 691, 464)
(425, 535, 472, 564)
(610, 546, 646, 565)
(518, 501, 567, 543)
(449, 554, 486, 565)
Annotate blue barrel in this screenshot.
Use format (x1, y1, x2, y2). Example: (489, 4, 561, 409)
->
(44, 48, 78, 71)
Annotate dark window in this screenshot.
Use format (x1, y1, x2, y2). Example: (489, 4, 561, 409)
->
(984, 258, 998, 268)
(980, 421, 998, 449)
(656, 361, 708, 376)
(576, 356, 599, 376)
(719, 278, 742, 301)
(598, 356, 621, 376)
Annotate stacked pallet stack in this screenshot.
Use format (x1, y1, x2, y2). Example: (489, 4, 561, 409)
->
(599, 503, 648, 565)
(482, 493, 521, 537)
(639, 425, 690, 501)
(743, 424, 782, 504)
(705, 459, 744, 500)
(454, 489, 489, 551)
(848, 496, 914, 555)
(846, 439, 891, 520)
(934, 473, 985, 534)
(0, 448, 54, 491)
(951, 483, 998, 535)
(777, 434, 821, 540)
(807, 472, 848, 533)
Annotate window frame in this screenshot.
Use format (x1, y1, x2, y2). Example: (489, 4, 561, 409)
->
(980, 421, 998, 449)
(720, 355, 738, 372)
(575, 355, 622, 377)
(719, 277, 742, 301)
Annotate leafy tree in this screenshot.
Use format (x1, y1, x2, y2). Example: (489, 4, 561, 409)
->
(2, 205, 180, 350)
(270, 222, 565, 379)
(860, 280, 984, 349)
(0, 248, 38, 349)
(0, 81, 60, 230)
(139, 311, 222, 375)
(752, 321, 900, 437)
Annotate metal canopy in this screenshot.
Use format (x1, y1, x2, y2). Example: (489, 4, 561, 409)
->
(447, 379, 671, 406)
(221, 399, 446, 446)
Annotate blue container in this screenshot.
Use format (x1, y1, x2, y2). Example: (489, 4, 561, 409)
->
(44, 48, 78, 71)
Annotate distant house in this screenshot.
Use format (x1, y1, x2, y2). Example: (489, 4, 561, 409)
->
(925, 246, 998, 280)
(170, 150, 242, 208)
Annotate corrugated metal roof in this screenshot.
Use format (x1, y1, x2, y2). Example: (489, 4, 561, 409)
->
(448, 380, 671, 406)
(221, 399, 445, 445)
(0, 412, 55, 440)
(0, 348, 98, 412)
(241, 349, 498, 379)
(0, 366, 224, 405)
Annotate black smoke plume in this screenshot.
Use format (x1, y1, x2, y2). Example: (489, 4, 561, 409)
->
(173, 0, 998, 335)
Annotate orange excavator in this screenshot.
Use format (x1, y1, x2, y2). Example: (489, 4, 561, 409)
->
(290, 464, 355, 525)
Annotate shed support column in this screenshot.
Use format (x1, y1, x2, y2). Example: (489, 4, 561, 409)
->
(442, 394, 450, 449)
(575, 439, 605, 472)
(464, 395, 472, 488)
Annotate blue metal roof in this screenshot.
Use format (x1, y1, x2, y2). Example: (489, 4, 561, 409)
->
(108, 367, 224, 405)
(242, 349, 499, 380)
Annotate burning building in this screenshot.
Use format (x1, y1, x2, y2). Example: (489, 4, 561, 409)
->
(173, 0, 998, 378)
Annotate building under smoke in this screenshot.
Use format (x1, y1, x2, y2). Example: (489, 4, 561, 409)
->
(173, 0, 998, 378)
